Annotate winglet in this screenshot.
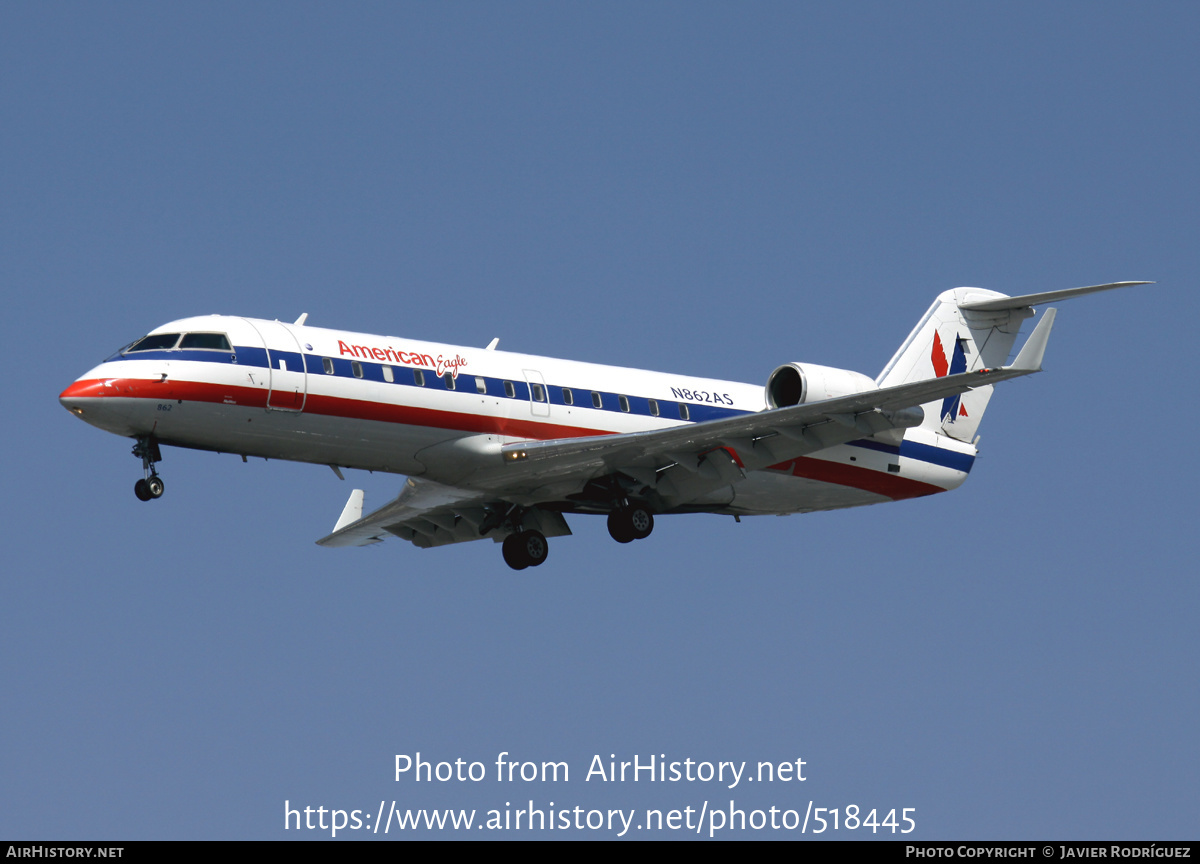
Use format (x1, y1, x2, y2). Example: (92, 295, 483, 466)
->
(1010, 308, 1056, 372)
(333, 489, 365, 532)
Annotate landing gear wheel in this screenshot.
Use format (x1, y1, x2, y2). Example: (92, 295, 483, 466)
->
(134, 479, 153, 501)
(608, 506, 654, 543)
(502, 533, 530, 570)
(520, 530, 548, 567)
(502, 530, 549, 569)
(147, 476, 165, 499)
(607, 511, 634, 543)
(628, 506, 654, 540)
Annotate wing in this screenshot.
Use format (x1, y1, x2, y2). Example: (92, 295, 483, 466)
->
(319, 307, 1055, 548)
(497, 308, 1056, 493)
(316, 476, 571, 549)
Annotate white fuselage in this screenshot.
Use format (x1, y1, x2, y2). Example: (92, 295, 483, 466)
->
(61, 315, 975, 516)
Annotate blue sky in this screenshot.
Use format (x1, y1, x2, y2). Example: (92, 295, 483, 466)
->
(3, 2, 1196, 839)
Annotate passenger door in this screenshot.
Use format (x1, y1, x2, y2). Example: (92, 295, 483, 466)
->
(243, 319, 308, 412)
(523, 369, 550, 417)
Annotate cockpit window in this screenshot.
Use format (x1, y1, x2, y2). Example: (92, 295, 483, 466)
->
(125, 333, 181, 352)
(179, 332, 232, 351)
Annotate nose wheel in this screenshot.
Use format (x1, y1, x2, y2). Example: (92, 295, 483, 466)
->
(132, 436, 165, 502)
(134, 476, 165, 501)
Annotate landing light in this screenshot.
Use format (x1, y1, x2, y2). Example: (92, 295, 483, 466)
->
(504, 449, 528, 462)
(70, 407, 84, 416)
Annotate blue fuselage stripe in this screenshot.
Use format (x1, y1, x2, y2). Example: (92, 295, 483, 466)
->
(112, 347, 973, 472)
(847, 439, 975, 473)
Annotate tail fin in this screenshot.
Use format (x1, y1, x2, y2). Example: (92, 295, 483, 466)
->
(876, 281, 1151, 442)
(876, 288, 1039, 443)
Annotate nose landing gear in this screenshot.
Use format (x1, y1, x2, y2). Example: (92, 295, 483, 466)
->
(132, 436, 165, 501)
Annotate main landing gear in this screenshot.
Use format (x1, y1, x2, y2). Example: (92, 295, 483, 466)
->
(607, 503, 654, 544)
(502, 529, 549, 570)
(132, 436, 165, 502)
(485, 504, 550, 571)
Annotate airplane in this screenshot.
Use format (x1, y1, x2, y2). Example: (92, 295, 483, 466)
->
(59, 281, 1148, 569)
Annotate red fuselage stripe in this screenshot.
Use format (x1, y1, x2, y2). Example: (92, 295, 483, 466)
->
(778, 456, 944, 500)
(64, 378, 950, 501)
(62, 378, 614, 440)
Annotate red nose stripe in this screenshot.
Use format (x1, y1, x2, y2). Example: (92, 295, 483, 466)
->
(59, 379, 112, 400)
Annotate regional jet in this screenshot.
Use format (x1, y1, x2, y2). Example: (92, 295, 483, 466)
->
(59, 282, 1147, 569)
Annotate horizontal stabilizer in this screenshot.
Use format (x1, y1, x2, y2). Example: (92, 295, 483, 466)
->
(958, 281, 1151, 312)
(334, 489, 365, 532)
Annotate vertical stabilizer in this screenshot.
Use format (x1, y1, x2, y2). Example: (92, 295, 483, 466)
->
(876, 288, 1036, 442)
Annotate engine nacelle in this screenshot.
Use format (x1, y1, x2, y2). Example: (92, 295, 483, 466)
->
(765, 363, 878, 408)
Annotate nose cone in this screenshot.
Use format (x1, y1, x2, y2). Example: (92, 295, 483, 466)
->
(60, 378, 109, 417)
(60, 368, 153, 438)
(59, 373, 141, 436)
(60, 379, 120, 417)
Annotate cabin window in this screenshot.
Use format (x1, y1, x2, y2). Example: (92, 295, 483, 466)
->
(475, 376, 487, 394)
(443, 373, 455, 390)
(618, 394, 630, 413)
(562, 388, 574, 405)
(649, 399, 660, 417)
(678, 403, 690, 420)
(591, 391, 603, 409)
(351, 360, 363, 378)
(382, 365, 394, 383)
(530, 383, 546, 403)
(504, 381, 515, 398)
(180, 332, 232, 351)
(414, 369, 425, 386)
(126, 333, 181, 352)
(322, 357, 334, 375)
